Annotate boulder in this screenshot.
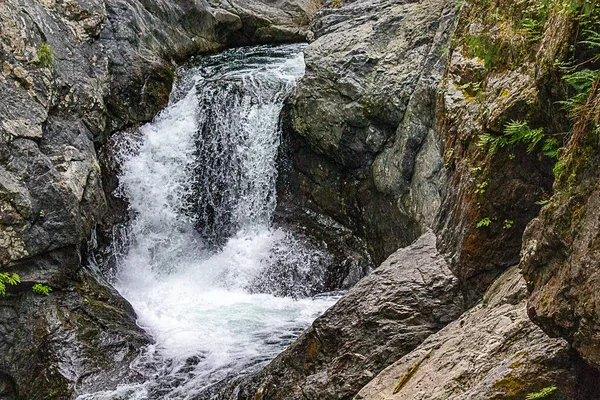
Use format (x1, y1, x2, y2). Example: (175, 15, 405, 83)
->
(356, 266, 600, 400)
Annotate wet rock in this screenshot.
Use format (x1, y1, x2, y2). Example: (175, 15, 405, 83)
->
(212, 232, 465, 399)
(277, 0, 457, 266)
(356, 266, 600, 400)
(0, 247, 150, 399)
(0, 0, 322, 397)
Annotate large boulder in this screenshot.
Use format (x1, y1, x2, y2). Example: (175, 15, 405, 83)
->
(356, 266, 600, 399)
(211, 232, 465, 399)
(277, 0, 457, 266)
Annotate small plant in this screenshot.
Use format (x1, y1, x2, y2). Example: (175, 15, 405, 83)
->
(0, 272, 20, 296)
(478, 132, 508, 154)
(476, 181, 488, 195)
(32, 283, 52, 296)
(477, 217, 491, 228)
(503, 219, 514, 229)
(35, 42, 54, 68)
(330, 0, 342, 7)
(536, 199, 551, 206)
(526, 385, 557, 399)
(39, 209, 45, 218)
(478, 120, 559, 157)
(504, 120, 545, 153)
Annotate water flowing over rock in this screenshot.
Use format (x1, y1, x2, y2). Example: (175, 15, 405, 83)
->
(213, 232, 465, 399)
(0, 0, 323, 397)
(356, 266, 600, 400)
(78, 44, 357, 400)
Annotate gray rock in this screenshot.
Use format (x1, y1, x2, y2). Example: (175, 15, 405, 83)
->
(0, 0, 321, 397)
(277, 0, 457, 266)
(356, 266, 598, 400)
(213, 232, 465, 399)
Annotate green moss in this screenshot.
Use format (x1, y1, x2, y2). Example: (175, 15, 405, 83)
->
(553, 159, 566, 179)
(393, 352, 431, 394)
(493, 373, 527, 396)
(36, 42, 54, 68)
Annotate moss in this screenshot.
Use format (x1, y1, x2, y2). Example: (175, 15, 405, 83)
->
(304, 334, 321, 364)
(36, 42, 54, 68)
(393, 352, 431, 394)
(145, 64, 175, 106)
(493, 372, 527, 397)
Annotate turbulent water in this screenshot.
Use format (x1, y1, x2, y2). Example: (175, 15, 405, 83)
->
(81, 45, 339, 399)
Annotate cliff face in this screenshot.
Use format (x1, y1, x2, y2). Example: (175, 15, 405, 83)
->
(0, 0, 320, 397)
(522, 84, 600, 369)
(434, 0, 575, 302)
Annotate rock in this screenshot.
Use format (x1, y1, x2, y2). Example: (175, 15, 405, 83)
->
(521, 85, 600, 369)
(356, 266, 600, 400)
(0, 0, 321, 396)
(211, 232, 465, 399)
(277, 0, 457, 266)
(433, 0, 574, 302)
(208, 0, 322, 44)
(0, 247, 150, 399)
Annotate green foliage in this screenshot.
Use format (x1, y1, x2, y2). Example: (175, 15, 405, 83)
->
(32, 283, 52, 296)
(503, 219, 514, 229)
(478, 132, 508, 154)
(526, 385, 557, 399)
(466, 35, 500, 70)
(0, 272, 20, 296)
(476, 180, 488, 195)
(330, 0, 342, 7)
(559, 69, 600, 116)
(504, 120, 545, 152)
(557, 0, 600, 120)
(36, 42, 54, 68)
(478, 121, 559, 157)
(553, 158, 566, 178)
(477, 217, 491, 228)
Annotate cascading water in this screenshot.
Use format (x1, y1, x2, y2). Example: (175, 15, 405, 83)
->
(80, 45, 339, 399)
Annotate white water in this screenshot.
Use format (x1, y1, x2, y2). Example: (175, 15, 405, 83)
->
(81, 45, 339, 399)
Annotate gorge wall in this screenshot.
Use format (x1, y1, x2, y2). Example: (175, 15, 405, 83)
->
(219, 0, 600, 398)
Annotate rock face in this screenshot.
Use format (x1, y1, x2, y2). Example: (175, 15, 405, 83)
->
(0, 248, 150, 399)
(521, 85, 600, 369)
(213, 232, 465, 400)
(433, 0, 574, 301)
(0, 0, 321, 397)
(277, 0, 456, 265)
(356, 266, 600, 400)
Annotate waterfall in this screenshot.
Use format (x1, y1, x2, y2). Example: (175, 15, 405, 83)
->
(79, 45, 339, 399)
